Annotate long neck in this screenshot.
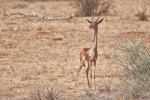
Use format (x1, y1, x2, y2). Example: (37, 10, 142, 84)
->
(92, 27, 98, 50)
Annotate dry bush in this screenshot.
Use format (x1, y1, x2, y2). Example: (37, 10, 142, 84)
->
(29, 88, 63, 100)
(135, 5, 148, 21)
(71, 0, 114, 17)
(118, 41, 150, 98)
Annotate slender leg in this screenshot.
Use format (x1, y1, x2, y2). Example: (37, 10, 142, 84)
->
(89, 62, 93, 88)
(86, 62, 91, 88)
(74, 53, 86, 89)
(93, 60, 97, 90)
(74, 65, 83, 89)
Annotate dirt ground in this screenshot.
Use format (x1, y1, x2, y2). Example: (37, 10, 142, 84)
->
(0, 0, 150, 100)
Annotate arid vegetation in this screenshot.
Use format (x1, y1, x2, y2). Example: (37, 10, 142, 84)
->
(118, 41, 150, 98)
(71, 0, 114, 16)
(135, 4, 148, 21)
(0, 0, 149, 100)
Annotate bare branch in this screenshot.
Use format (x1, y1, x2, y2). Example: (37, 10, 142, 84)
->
(1, 8, 74, 22)
(71, 0, 113, 16)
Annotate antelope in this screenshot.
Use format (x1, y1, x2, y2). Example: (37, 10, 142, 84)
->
(74, 16, 104, 89)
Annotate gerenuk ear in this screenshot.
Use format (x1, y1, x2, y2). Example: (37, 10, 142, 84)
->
(97, 18, 104, 24)
(86, 19, 92, 23)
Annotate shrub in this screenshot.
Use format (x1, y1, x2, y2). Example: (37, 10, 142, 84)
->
(29, 88, 63, 100)
(135, 5, 148, 21)
(118, 41, 150, 98)
(71, 0, 113, 17)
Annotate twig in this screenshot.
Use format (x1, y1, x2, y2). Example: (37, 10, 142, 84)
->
(2, 8, 74, 21)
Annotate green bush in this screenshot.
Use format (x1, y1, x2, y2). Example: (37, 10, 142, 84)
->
(118, 41, 150, 97)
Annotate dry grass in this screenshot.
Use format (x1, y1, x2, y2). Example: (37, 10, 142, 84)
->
(29, 88, 63, 100)
(0, 0, 150, 100)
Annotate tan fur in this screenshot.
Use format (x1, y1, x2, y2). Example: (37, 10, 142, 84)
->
(74, 17, 104, 89)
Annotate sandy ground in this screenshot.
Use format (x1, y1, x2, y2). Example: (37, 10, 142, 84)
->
(0, 0, 150, 100)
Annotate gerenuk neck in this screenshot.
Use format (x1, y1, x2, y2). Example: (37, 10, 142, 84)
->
(91, 27, 98, 51)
